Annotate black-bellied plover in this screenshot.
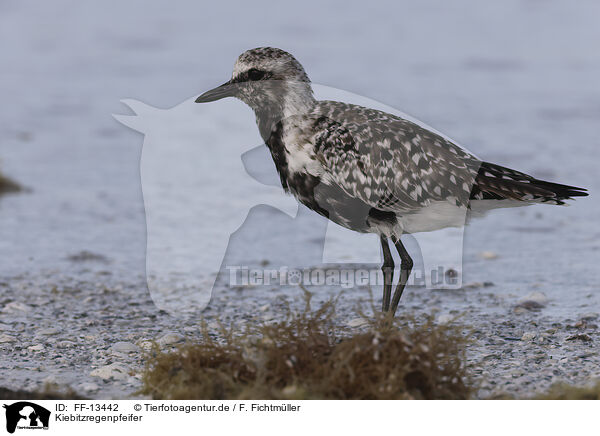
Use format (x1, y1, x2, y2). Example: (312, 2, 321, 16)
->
(196, 47, 588, 316)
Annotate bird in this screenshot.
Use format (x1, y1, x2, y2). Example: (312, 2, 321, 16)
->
(195, 47, 588, 316)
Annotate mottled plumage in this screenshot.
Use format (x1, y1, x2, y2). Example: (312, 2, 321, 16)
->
(196, 47, 587, 315)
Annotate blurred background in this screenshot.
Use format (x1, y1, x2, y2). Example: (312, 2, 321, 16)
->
(0, 0, 598, 313)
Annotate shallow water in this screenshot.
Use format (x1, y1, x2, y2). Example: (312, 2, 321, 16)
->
(1, 0, 598, 311)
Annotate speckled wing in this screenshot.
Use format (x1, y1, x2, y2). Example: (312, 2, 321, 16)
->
(310, 101, 482, 212)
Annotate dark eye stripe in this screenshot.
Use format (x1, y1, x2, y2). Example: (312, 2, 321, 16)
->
(247, 68, 266, 81)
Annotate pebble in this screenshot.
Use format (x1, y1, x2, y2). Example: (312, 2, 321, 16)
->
(515, 292, 548, 311)
(436, 314, 455, 324)
(57, 340, 76, 348)
(78, 382, 100, 393)
(138, 340, 155, 351)
(462, 282, 494, 290)
(519, 292, 548, 306)
(347, 318, 369, 328)
(479, 251, 499, 260)
(37, 328, 60, 336)
(0, 334, 16, 343)
(2, 302, 31, 313)
(580, 313, 599, 322)
(111, 342, 140, 353)
(282, 385, 297, 396)
(566, 334, 592, 342)
(90, 363, 132, 381)
(521, 332, 537, 342)
(28, 344, 44, 352)
(157, 333, 184, 346)
(567, 320, 595, 330)
(43, 375, 62, 385)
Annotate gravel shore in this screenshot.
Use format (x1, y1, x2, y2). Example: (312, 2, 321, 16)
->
(1, 265, 597, 399)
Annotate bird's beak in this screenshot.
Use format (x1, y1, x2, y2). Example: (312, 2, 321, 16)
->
(195, 80, 235, 103)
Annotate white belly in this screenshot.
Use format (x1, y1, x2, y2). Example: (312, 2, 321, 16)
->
(397, 199, 534, 234)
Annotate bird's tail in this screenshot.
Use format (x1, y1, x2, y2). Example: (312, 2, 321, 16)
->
(470, 161, 588, 205)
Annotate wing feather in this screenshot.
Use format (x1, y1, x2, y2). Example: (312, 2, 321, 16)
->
(309, 101, 481, 211)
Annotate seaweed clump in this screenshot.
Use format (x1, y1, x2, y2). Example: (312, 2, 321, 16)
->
(141, 293, 472, 400)
(533, 382, 600, 400)
(0, 386, 86, 400)
(0, 169, 20, 194)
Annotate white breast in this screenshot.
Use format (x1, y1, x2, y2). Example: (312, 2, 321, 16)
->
(281, 123, 325, 178)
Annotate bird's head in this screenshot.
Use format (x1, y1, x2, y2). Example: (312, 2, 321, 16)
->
(195, 47, 315, 116)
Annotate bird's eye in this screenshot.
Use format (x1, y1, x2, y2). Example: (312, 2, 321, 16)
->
(247, 68, 266, 81)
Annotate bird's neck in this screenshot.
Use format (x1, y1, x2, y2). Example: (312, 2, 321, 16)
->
(280, 81, 316, 119)
(249, 81, 316, 142)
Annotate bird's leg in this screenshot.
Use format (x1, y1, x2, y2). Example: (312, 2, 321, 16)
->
(380, 236, 394, 312)
(389, 236, 413, 316)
